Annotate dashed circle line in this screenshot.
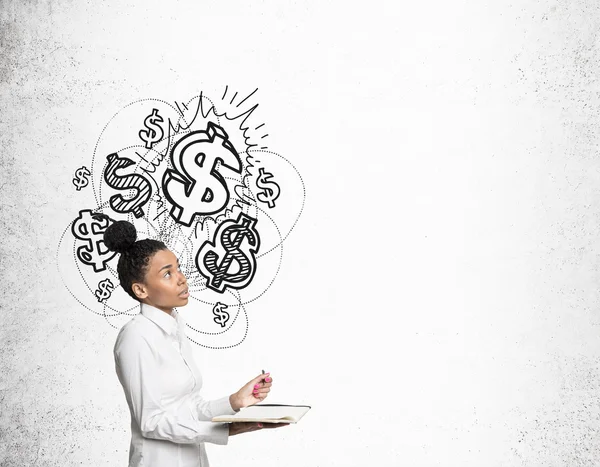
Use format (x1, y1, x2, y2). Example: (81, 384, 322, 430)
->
(185, 305, 249, 350)
(91, 98, 180, 206)
(186, 291, 243, 336)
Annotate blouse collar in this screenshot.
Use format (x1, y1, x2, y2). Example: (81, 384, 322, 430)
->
(140, 302, 180, 337)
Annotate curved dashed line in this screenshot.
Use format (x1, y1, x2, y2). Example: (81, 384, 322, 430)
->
(56, 221, 136, 321)
(247, 148, 306, 245)
(67, 94, 304, 345)
(96, 104, 211, 210)
(185, 291, 243, 336)
(185, 291, 249, 349)
(255, 207, 285, 259)
(91, 98, 180, 206)
(101, 301, 120, 330)
(185, 306, 248, 349)
(61, 206, 139, 318)
(189, 204, 283, 307)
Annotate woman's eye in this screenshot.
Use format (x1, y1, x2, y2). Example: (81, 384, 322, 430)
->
(164, 271, 171, 278)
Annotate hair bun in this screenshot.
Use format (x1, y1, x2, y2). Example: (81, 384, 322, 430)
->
(103, 220, 137, 254)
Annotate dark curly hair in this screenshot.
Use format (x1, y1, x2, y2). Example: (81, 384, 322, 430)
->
(99, 215, 167, 302)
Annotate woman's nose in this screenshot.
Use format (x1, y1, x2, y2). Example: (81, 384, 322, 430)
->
(178, 270, 187, 284)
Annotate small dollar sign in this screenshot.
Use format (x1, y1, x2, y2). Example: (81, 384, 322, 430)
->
(95, 279, 115, 302)
(139, 108, 164, 149)
(196, 212, 261, 293)
(255, 167, 281, 209)
(104, 153, 152, 218)
(212, 302, 230, 327)
(162, 121, 243, 226)
(72, 166, 91, 191)
(71, 209, 117, 272)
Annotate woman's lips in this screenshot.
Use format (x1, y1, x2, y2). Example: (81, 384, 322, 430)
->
(179, 288, 189, 298)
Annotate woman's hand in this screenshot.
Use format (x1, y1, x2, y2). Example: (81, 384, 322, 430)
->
(228, 422, 289, 436)
(229, 372, 273, 411)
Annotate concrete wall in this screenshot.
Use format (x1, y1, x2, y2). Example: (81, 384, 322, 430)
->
(2, 1, 599, 466)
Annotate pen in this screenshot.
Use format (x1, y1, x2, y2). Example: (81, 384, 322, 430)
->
(262, 369, 265, 383)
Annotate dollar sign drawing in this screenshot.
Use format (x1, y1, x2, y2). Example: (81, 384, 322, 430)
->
(255, 167, 281, 209)
(212, 302, 230, 327)
(104, 153, 152, 218)
(72, 166, 91, 191)
(95, 278, 115, 302)
(139, 108, 164, 149)
(162, 121, 243, 226)
(71, 209, 117, 272)
(196, 212, 261, 293)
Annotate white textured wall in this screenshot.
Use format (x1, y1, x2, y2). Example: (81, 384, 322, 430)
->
(2, 0, 600, 466)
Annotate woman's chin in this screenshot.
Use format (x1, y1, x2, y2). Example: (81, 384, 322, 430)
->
(178, 296, 189, 305)
(178, 290, 190, 300)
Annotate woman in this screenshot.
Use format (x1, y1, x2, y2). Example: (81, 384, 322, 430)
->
(103, 219, 287, 467)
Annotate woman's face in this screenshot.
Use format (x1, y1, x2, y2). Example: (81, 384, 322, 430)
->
(132, 248, 190, 314)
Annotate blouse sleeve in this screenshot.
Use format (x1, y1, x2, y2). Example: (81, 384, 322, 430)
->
(114, 332, 232, 445)
(190, 392, 238, 421)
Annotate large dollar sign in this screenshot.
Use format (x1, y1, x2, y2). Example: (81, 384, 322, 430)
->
(104, 153, 152, 218)
(139, 108, 164, 149)
(196, 212, 260, 293)
(162, 122, 243, 226)
(212, 302, 230, 327)
(71, 210, 117, 272)
(255, 167, 281, 209)
(95, 279, 115, 302)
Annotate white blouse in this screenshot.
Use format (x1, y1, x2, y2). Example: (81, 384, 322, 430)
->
(114, 302, 237, 467)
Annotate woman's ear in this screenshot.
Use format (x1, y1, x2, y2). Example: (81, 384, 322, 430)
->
(132, 282, 148, 300)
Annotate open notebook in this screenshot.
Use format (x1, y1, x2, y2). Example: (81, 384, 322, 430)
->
(212, 404, 311, 424)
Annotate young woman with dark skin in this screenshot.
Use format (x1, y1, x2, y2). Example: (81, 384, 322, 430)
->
(102, 218, 287, 466)
(132, 247, 286, 436)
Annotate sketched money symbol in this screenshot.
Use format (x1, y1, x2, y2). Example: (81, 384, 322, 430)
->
(73, 166, 91, 191)
(139, 108, 164, 149)
(162, 121, 243, 226)
(95, 278, 115, 302)
(196, 212, 260, 293)
(104, 153, 152, 218)
(212, 302, 230, 327)
(71, 209, 117, 272)
(255, 168, 281, 209)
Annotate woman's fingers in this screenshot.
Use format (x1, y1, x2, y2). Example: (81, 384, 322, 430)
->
(251, 376, 272, 395)
(249, 373, 273, 400)
(252, 372, 270, 384)
(231, 422, 263, 436)
(260, 422, 290, 429)
(253, 386, 271, 393)
(252, 383, 271, 395)
(244, 422, 264, 433)
(252, 388, 271, 398)
(252, 382, 272, 390)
